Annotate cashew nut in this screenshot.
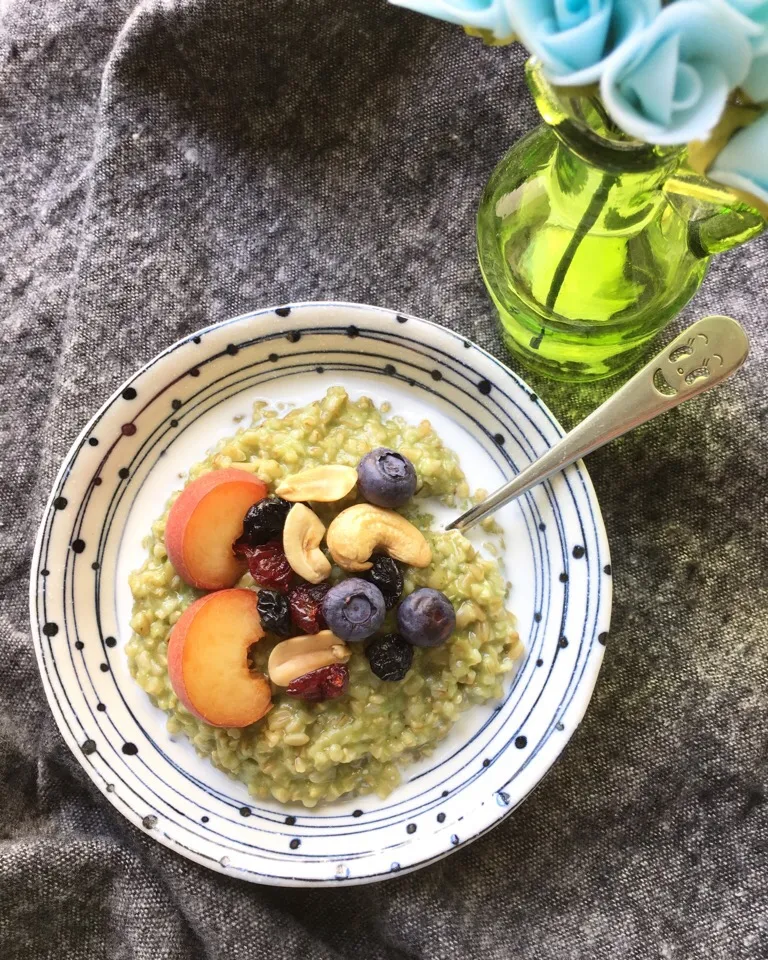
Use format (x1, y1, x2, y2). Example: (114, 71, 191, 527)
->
(275, 465, 358, 502)
(282, 503, 332, 584)
(326, 504, 432, 572)
(267, 630, 351, 687)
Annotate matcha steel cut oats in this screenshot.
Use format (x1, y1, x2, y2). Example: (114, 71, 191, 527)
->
(126, 388, 521, 807)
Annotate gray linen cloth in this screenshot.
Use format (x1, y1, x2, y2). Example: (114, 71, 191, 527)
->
(1, 1, 767, 957)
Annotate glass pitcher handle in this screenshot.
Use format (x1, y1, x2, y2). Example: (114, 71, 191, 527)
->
(664, 172, 766, 257)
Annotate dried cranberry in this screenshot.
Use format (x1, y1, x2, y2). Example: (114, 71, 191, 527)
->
(289, 581, 330, 634)
(286, 663, 349, 702)
(236, 540, 294, 592)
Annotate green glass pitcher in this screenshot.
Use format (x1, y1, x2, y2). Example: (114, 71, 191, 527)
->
(478, 61, 765, 382)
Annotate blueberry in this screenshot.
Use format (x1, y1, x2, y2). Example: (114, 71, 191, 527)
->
(357, 448, 417, 509)
(237, 497, 292, 548)
(361, 555, 403, 610)
(366, 633, 413, 681)
(397, 588, 455, 647)
(256, 589, 293, 637)
(321, 578, 386, 642)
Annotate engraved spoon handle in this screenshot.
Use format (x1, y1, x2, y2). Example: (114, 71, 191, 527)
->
(447, 315, 749, 533)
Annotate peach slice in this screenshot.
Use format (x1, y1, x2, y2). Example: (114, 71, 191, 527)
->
(165, 468, 267, 590)
(167, 589, 271, 728)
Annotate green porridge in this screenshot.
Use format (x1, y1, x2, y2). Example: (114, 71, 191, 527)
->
(126, 387, 520, 807)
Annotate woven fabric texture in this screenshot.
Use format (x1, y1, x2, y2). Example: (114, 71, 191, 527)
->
(1, 1, 766, 957)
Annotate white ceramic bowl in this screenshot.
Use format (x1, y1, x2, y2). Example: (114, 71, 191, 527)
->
(30, 302, 611, 886)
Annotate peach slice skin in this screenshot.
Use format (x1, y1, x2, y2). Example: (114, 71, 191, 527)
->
(167, 589, 271, 728)
(165, 468, 267, 590)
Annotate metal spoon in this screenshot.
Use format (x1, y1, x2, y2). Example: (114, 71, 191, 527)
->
(447, 315, 749, 533)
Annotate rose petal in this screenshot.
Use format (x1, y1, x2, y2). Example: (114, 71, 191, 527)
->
(744, 52, 768, 102)
(716, 0, 768, 41)
(600, 0, 753, 145)
(510, 0, 661, 87)
(553, 0, 600, 31)
(709, 112, 768, 208)
(540, 5, 612, 73)
(672, 64, 704, 114)
(622, 33, 680, 127)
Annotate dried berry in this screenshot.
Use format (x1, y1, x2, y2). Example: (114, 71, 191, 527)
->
(236, 496, 292, 549)
(321, 578, 386, 642)
(236, 540, 294, 592)
(257, 589, 293, 637)
(366, 633, 413, 681)
(361, 554, 403, 610)
(285, 663, 349, 702)
(289, 581, 330, 634)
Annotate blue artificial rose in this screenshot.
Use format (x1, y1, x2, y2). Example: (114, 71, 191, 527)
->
(506, 0, 661, 86)
(716, 0, 768, 101)
(709, 110, 768, 211)
(717, 0, 768, 37)
(387, 0, 661, 70)
(387, 0, 515, 41)
(600, 1, 753, 145)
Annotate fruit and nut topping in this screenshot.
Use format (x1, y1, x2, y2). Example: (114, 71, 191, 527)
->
(167, 443, 460, 711)
(267, 629, 351, 687)
(286, 663, 349, 702)
(357, 447, 418, 509)
(282, 503, 331, 584)
(275, 464, 358, 502)
(326, 504, 431, 572)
